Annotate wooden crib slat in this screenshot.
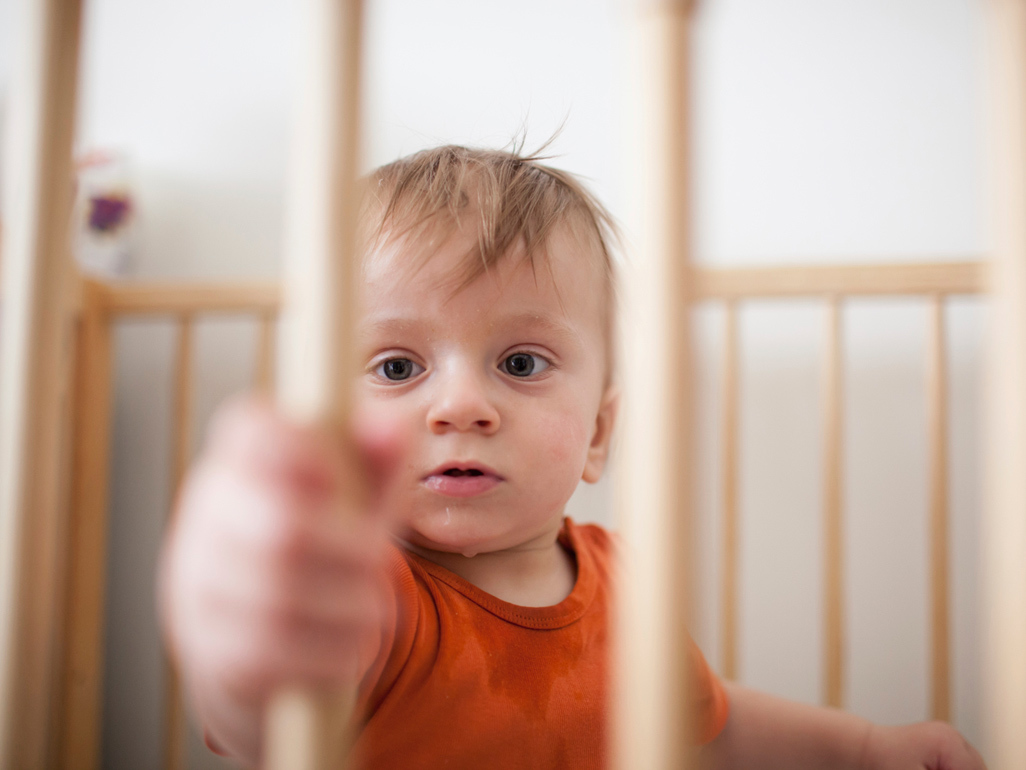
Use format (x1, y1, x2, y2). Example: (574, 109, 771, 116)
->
(57, 282, 115, 770)
(266, 0, 365, 767)
(720, 301, 740, 681)
(983, 1, 1026, 765)
(164, 317, 194, 770)
(615, 1, 696, 768)
(822, 298, 845, 709)
(926, 296, 951, 722)
(0, 0, 85, 766)
(255, 312, 278, 394)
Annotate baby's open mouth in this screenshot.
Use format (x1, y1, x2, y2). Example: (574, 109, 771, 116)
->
(424, 464, 502, 497)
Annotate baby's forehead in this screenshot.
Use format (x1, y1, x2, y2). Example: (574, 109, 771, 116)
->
(358, 221, 610, 336)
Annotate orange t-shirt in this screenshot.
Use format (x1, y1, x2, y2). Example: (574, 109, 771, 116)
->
(350, 518, 729, 768)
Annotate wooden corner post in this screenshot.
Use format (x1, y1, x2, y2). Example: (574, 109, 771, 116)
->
(264, 0, 366, 768)
(615, 1, 697, 768)
(0, 0, 85, 767)
(983, 0, 1026, 767)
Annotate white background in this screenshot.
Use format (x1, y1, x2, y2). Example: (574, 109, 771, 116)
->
(0, 0, 988, 766)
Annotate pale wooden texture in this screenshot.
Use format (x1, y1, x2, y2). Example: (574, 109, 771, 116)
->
(0, 0, 85, 766)
(100, 281, 280, 315)
(615, 3, 694, 769)
(256, 312, 278, 393)
(720, 302, 740, 681)
(164, 318, 194, 770)
(822, 299, 844, 709)
(57, 281, 115, 770)
(692, 261, 986, 301)
(268, 0, 366, 766)
(983, 1, 1026, 766)
(926, 296, 951, 722)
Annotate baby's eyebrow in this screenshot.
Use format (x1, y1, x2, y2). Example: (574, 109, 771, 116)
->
(358, 313, 582, 346)
(359, 316, 423, 336)
(492, 313, 582, 345)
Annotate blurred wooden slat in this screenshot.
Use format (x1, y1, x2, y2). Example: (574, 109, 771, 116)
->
(57, 281, 115, 770)
(720, 301, 740, 681)
(692, 261, 986, 301)
(822, 298, 844, 709)
(164, 317, 194, 770)
(926, 296, 951, 722)
(0, 0, 85, 766)
(256, 312, 278, 394)
(615, 1, 696, 768)
(265, 0, 366, 767)
(983, 1, 1026, 766)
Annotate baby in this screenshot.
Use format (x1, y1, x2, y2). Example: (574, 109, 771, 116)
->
(160, 145, 986, 768)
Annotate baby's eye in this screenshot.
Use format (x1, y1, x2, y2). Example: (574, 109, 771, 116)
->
(501, 352, 550, 378)
(376, 357, 424, 381)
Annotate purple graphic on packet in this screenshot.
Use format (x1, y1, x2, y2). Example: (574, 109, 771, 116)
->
(88, 195, 131, 233)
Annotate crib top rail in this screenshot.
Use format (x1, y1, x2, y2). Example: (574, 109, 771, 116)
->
(692, 260, 986, 300)
(76, 260, 987, 323)
(88, 280, 281, 316)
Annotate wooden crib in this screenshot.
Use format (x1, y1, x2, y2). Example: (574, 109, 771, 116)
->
(17, 258, 990, 770)
(2, 1, 1024, 769)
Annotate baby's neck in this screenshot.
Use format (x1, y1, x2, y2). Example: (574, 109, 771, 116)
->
(403, 534, 577, 608)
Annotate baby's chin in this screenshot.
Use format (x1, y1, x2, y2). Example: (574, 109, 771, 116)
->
(397, 512, 500, 558)
(397, 506, 564, 559)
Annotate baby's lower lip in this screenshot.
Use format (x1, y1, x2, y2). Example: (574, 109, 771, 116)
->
(423, 473, 502, 497)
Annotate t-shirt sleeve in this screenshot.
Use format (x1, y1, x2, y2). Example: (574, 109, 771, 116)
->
(688, 637, 730, 744)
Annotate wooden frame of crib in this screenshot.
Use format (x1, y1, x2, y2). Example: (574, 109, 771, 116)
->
(7, 257, 993, 770)
(1, 1, 1024, 770)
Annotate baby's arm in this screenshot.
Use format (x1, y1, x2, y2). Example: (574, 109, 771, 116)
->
(698, 683, 986, 770)
(158, 397, 399, 766)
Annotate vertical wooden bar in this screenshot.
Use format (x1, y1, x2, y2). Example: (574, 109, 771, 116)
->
(265, 0, 365, 767)
(0, 0, 85, 766)
(720, 301, 740, 681)
(57, 282, 115, 770)
(615, 1, 696, 768)
(164, 317, 194, 770)
(822, 297, 844, 709)
(926, 295, 951, 722)
(255, 312, 278, 393)
(983, 0, 1026, 765)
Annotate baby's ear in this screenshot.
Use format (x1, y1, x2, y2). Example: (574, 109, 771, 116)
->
(582, 386, 620, 484)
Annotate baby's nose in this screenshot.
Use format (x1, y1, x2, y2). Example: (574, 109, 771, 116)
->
(425, 373, 500, 435)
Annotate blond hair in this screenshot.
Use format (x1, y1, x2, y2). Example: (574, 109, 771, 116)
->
(361, 145, 619, 376)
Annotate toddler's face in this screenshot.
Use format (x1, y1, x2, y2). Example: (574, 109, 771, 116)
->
(356, 221, 616, 557)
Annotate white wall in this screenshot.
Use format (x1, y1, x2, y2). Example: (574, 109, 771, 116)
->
(0, 0, 988, 766)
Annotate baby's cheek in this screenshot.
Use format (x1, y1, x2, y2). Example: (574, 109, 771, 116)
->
(537, 411, 590, 474)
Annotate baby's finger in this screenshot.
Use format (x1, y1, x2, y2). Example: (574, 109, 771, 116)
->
(206, 394, 346, 498)
(197, 602, 372, 698)
(953, 736, 987, 770)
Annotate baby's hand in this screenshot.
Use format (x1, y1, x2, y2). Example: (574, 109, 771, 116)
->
(862, 721, 986, 770)
(157, 396, 401, 764)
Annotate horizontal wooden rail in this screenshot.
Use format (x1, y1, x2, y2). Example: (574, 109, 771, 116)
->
(98, 282, 281, 316)
(87, 262, 989, 320)
(693, 261, 987, 300)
